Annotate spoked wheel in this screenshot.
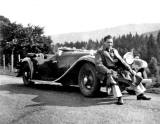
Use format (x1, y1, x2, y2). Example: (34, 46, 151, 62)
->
(22, 62, 34, 86)
(78, 63, 100, 97)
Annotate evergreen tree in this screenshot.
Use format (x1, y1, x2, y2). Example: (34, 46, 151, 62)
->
(147, 34, 160, 62)
(157, 31, 160, 47)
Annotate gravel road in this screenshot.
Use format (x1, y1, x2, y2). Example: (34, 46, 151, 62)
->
(0, 75, 160, 124)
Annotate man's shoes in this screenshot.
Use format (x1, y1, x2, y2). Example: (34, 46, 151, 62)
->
(137, 94, 151, 100)
(117, 97, 124, 105)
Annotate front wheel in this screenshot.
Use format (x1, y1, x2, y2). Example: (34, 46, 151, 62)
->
(78, 63, 100, 97)
(22, 62, 34, 86)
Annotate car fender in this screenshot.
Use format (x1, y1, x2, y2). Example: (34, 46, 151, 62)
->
(54, 55, 96, 82)
(77, 55, 95, 64)
(22, 57, 34, 79)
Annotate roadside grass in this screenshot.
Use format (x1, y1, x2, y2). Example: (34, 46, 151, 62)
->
(147, 88, 160, 94)
(145, 76, 160, 94)
(0, 66, 17, 76)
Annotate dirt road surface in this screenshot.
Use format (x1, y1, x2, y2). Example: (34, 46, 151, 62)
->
(0, 75, 160, 124)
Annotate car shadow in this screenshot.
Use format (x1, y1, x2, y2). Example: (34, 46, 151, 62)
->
(0, 83, 123, 107)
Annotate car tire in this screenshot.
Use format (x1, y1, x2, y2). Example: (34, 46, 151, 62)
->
(22, 62, 34, 86)
(78, 63, 100, 97)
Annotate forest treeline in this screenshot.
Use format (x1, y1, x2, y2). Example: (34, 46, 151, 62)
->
(57, 32, 160, 64)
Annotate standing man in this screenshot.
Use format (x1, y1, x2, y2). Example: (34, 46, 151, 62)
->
(95, 35, 151, 105)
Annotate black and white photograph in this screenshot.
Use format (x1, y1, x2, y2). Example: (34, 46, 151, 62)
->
(0, 0, 160, 124)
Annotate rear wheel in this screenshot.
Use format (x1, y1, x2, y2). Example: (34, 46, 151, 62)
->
(22, 62, 34, 86)
(78, 63, 100, 97)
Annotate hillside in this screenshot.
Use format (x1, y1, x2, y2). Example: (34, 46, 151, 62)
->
(143, 30, 160, 38)
(51, 23, 160, 43)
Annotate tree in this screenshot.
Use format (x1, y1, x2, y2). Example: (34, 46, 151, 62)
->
(1, 22, 51, 54)
(157, 31, 160, 47)
(0, 18, 53, 66)
(23, 24, 44, 45)
(1, 22, 25, 48)
(0, 15, 11, 65)
(86, 39, 96, 50)
(0, 15, 10, 24)
(146, 34, 159, 61)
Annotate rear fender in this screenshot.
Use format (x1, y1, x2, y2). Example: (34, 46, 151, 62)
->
(22, 57, 34, 79)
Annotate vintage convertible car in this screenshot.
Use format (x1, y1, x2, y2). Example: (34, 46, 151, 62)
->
(19, 47, 130, 97)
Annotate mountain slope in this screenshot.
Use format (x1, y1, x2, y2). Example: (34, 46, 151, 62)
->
(51, 23, 160, 43)
(143, 30, 160, 37)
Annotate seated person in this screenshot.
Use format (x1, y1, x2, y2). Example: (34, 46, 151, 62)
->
(95, 35, 151, 105)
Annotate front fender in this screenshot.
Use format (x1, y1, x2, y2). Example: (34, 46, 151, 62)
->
(22, 57, 34, 79)
(54, 55, 96, 83)
(77, 55, 96, 64)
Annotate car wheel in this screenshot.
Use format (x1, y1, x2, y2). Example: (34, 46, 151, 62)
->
(22, 62, 34, 86)
(78, 63, 100, 97)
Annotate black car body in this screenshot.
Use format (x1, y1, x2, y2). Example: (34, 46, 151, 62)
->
(19, 47, 129, 97)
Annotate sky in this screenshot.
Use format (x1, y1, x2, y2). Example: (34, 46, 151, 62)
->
(0, 0, 160, 35)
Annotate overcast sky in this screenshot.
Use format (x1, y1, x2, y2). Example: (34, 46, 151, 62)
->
(0, 0, 160, 35)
